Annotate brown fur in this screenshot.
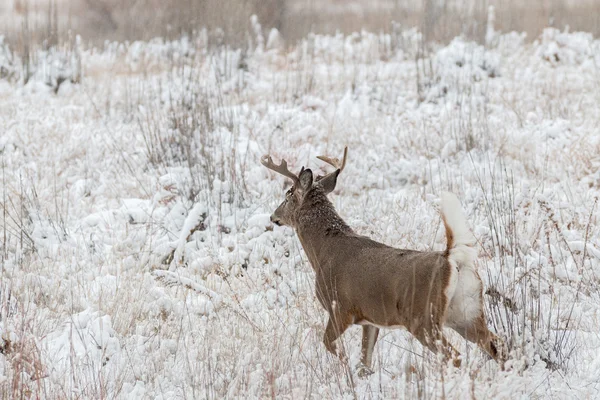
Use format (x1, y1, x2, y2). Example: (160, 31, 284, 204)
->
(442, 214, 454, 257)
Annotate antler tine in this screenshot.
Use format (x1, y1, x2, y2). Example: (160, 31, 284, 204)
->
(317, 146, 348, 172)
(261, 154, 301, 185)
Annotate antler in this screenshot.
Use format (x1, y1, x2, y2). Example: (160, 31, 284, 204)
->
(317, 146, 348, 172)
(316, 147, 348, 180)
(261, 155, 300, 186)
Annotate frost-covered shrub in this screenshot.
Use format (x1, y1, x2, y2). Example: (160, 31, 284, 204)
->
(0, 36, 83, 91)
(30, 39, 84, 93)
(125, 36, 195, 72)
(536, 28, 594, 65)
(0, 36, 18, 82)
(436, 37, 501, 80)
(420, 38, 500, 102)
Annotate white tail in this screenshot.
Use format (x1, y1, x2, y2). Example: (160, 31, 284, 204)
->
(441, 191, 477, 267)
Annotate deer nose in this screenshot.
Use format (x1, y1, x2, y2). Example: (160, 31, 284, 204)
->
(270, 215, 281, 226)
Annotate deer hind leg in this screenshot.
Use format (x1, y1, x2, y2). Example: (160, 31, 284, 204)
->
(356, 325, 379, 377)
(445, 269, 507, 367)
(360, 325, 379, 367)
(452, 315, 507, 368)
(411, 326, 462, 367)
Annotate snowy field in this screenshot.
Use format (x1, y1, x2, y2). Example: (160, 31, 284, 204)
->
(1, 22, 600, 398)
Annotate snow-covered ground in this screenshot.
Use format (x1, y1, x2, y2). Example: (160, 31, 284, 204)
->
(1, 24, 600, 398)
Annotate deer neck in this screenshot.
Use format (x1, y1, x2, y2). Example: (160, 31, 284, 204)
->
(295, 189, 352, 269)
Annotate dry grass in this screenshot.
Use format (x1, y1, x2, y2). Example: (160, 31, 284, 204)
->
(1, 0, 600, 50)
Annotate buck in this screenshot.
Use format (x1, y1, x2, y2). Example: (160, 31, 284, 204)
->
(261, 147, 506, 376)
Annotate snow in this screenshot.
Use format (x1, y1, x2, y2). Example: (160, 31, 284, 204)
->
(1, 25, 600, 398)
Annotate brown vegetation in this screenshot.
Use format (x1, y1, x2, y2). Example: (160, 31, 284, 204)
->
(1, 0, 599, 48)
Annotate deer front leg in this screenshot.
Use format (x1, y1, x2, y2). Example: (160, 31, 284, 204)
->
(323, 312, 351, 361)
(356, 325, 379, 378)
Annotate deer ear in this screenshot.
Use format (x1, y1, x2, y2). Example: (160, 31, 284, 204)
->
(298, 168, 313, 191)
(319, 169, 340, 194)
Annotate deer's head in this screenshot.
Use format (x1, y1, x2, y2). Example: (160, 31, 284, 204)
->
(261, 147, 348, 228)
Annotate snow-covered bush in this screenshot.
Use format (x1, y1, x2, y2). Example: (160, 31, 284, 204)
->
(436, 37, 500, 80)
(536, 28, 595, 65)
(417, 37, 500, 103)
(0, 36, 18, 82)
(33, 46, 82, 92)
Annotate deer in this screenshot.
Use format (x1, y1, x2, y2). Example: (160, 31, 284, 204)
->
(261, 147, 506, 377)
